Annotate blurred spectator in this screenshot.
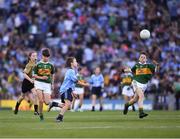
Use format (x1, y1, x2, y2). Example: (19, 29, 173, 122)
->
(173, 76, 180, 110)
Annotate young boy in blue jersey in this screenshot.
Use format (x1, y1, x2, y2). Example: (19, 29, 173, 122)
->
(89, 67, 104, 111)
(48, 57, 89, 122)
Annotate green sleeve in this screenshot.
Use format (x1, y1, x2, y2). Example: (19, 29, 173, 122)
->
(51, 64, 55, 74)
(131, 64, 136, 73)
(33, 64, 38, 75)
(149, 64, 155, 74)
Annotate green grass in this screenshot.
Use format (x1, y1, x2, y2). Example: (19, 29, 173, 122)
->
(0, 110, 180, 138)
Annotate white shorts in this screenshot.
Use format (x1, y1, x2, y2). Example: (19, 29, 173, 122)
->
(34, 80, 51, 94)
(132, 80, 147, 92)
(122, 86, 134, 97)
(73, 87, 84, 95)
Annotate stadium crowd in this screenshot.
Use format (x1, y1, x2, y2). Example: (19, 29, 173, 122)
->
(0, 0, 179, 109)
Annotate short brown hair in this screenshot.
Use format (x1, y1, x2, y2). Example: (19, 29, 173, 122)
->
(66, 57, 75, 68)
(42, 48, 50, 57)
(140, 51, 148, 57)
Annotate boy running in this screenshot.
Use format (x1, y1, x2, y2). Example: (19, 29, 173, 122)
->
(121, 67, 135, 111)
(48, 57, 89, 122)
(123, 52, 159, 118)
(71, 67, 86, 112)
(33, 48, 55, 121)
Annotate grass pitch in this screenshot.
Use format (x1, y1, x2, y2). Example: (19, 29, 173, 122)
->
(0, 110, 180, 138)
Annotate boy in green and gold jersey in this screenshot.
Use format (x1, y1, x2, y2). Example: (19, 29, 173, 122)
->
(121, 67, 135, 111)
(71, 67, 86, 112)
(33, 48, 60, 120)
(123, 52, 159, 118)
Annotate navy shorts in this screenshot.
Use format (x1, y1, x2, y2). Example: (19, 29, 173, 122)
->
(22, 79, 34, 93)
(92, 87, 102, 98)
(61, 88, 73, 103)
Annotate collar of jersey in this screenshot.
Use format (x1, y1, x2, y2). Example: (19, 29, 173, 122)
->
(40, 60, 49, 64)
(139, 62, 146, 65)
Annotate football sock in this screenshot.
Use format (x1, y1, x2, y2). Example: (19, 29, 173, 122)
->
(34, 105, 38, 112)
(52, 102, 59, 107)
(99, 106, 103, 111)
(139, 108, 143, 114)
(92, 106, 95, 111)
(16, 102, 20, 108)
(126, 101, 134, 107)
(58, 114, 63, 120)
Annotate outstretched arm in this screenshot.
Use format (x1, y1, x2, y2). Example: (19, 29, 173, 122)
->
(77, 80, 89, 87)
(152, 60, 159, 72)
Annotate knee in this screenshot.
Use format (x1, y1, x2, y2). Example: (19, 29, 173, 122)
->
(39, 99, 44, 103)
(65, 101, 71, 109)
(34, 93, 38, 98)
(44, 101, 50, 105)
(133, 98, 138, 103)
(138, 93, 144, 100)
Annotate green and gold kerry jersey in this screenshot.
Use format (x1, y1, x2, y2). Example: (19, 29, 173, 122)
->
(131, 62, 155, 84)
(121, 73, 133, 87)
(33, 61, 55, 83)
(76, 74, 84, 88)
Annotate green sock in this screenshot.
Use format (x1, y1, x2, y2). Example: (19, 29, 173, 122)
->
(139, 108, 143, 114)
(126, 102, 133, 107)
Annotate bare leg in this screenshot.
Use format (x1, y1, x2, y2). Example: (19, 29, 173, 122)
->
(78, 94, 84, 110)
(60, 100, 71, 115)
(17, 93, 25, 104)
(71, 97, 76, 110)
(123, 93, 138, 115)
(43, 93, 51, 105)
(56, 99, 71, 122)
(136, 88, 144, 109)
(14, 93, 25, 114)
(129, 96, 136, 111)
(31, 88, 38, 105)
(123, 95, 129, 103)
(129, 93, 139, 105)
(91, 94, 96, 111)
(31, 88, 39, 114)
(36, 89, 44, 120)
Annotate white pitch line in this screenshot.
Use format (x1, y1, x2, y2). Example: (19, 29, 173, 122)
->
(0, 115, 180, 119)
(31, 125, 180, 130)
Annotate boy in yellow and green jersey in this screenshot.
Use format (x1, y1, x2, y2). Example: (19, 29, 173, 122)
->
(123, 52, 159, 118)
(33, 48, 57, 121)
(71, 67, 85, 112)
(121, 67, 135, 111)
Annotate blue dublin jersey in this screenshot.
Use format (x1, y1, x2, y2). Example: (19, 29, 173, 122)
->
(59, 68, 78, 94)
(89, 74, 104, 87)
